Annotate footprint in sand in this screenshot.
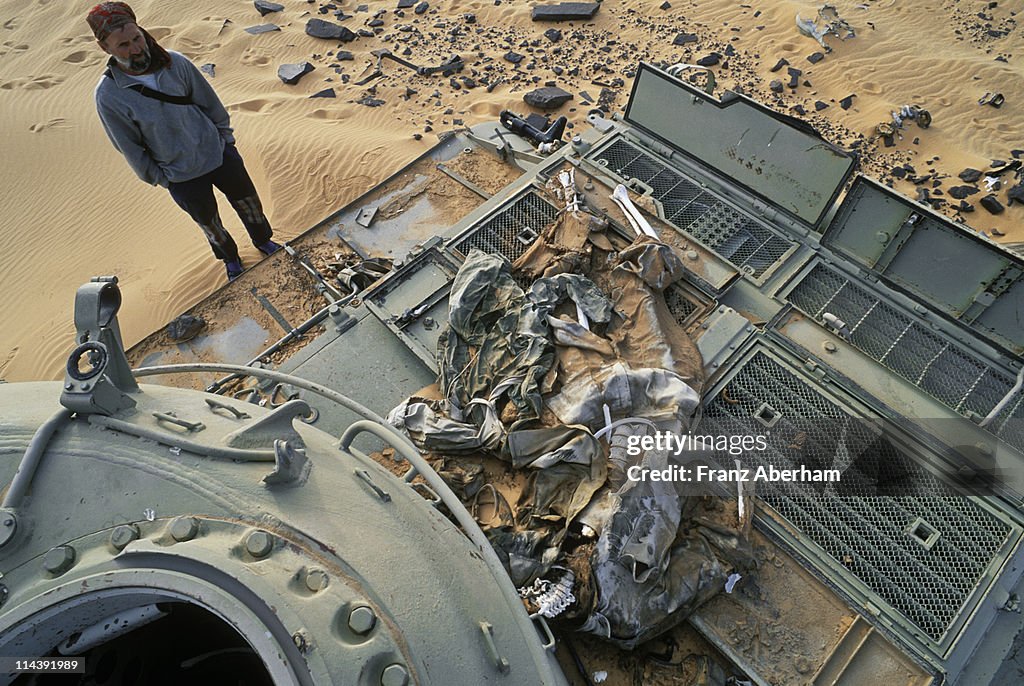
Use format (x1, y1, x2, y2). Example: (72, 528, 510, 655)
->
(241, 51, 271, 67)
(2, 41, 29, 51)
(3, 18, 18, 30)
(1, 74, 65, 90)
(148, 27, 171, 41)
(29, 117, 68, 133)
(232, 98, 280, 114)
(63, 50, 102, 66)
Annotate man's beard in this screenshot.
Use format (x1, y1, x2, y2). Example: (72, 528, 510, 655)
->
(116, 44, 151, 73)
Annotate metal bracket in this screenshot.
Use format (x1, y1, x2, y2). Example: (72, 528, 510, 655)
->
(60, 277, 138, 415)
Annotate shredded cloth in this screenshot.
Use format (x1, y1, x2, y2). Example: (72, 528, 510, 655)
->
(390, 208, 750, 648)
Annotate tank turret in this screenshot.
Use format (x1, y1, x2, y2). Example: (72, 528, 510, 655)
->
(0, 278, 566, 685)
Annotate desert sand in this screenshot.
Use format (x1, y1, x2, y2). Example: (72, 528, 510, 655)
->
(1, 0, 1021, 381)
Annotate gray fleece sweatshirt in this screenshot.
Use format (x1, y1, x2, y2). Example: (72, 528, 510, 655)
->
(95, 50, 235, 187)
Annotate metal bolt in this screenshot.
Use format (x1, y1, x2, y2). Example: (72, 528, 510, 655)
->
(170, 516, 199, 542)
(0, 510, 19, 548)
(381, 664, 410, 686)
(109, 524, 139, 551)
(81, 383, 91, 391)
(292, 630, 308, 653)
(823, 341, 838, 353)
(64, 382, 73, 390)
(348, 605, 377, 635)
(43, 545, 76, 575)
(245, 530, 273, 558)
(686, 250, 699, 261)
(305, 568, 329, 593)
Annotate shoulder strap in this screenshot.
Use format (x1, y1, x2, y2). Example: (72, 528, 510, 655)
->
(104, 67, 194, 106)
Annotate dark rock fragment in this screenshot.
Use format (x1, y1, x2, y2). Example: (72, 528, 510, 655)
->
(544, 28, 562, 42)
(814, 100, 828, 111)
(306, 18, 357, 41)
(415, 2, 429, 14)
(948, 186, 979, 199)
(697, 53, 721, 67)
(531, 3, 600, 22)
(769, 57, 788, 72)
(769, 79, 783, 93)
(244, 23, 280, 34)
(786, 66, 801, 88)
(310, 88, 336, 98)
(807, 52, 824, 64)
(167, 314, 206, 342)
(200, 63, 216, 77)
(839, 94, 855, 110)
(1008, 183, 1024, 205)
(504, 51, 525, 64)
(673, 32, 698, 45)
(278, 62, 314, 84)
(959, 168, 983, 183)
(980, 195, 1004, 214)
(524, 86, 573, 109)
(254, 0, 284, 16)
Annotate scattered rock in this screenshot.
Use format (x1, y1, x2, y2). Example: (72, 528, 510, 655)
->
(660, 1, 671, 9)
(958, 200, 975, 213)
(504, 51, 525, 64)
(200, 63, 215, 77)
(814, 100, 828, 111)
(696, 53, 721, 67)
(769, 79, 783, 93)
(357, 94, 386, 107)
(244, 23, 280, 34)
(948, 186, 979, 199)
(166, 314, 206, 342)
(531, 3, 600, 22)
(415, 1, 429, 15)
(1008, 183, 1024, 205)
(807, 52, 825, 64)
(786, 66, 801, 88)
(306, 18, 357, 41)
(397, 0, 416, 8)
(544, 28, 562, 42)
(336, 50, 354, 61)
(839, 94, 855, 110)
(980, 194, 1004, 214)
(278, 62, 315, 84)
(310, 87, 336, 98)
(958, 168, 983, 183)
(769, 58, 788, 72)
(254, 0, 284, 16)
(673, 32, 698, 45)
(524, 85, 573, 109)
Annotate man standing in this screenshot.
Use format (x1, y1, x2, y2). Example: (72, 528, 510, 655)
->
(88, 2, 280, 281)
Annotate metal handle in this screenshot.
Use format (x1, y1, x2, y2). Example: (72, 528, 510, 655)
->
(152, 411, 205, 432)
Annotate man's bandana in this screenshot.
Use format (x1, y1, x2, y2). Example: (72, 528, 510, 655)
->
(86, 2, 137, 43)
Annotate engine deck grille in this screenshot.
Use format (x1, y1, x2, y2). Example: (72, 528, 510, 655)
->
(452, 191, 557, 263)
(590, 138, 793, 278)
(788, 262, 1024, 453)
(704, 350, 1016, 644)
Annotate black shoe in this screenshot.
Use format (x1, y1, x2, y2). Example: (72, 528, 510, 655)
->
(225, 259, 244, 281)
(257, 240, 282, 256)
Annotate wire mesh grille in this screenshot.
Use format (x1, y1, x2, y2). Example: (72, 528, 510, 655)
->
(664, 284, 700, 326)
(704, 350, 1015, 643)
(788, 262, 1024, 452)
(452, 191, 557, 262)
(590, 138, 793, 277)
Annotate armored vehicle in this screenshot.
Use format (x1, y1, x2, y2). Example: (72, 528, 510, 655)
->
(2, 63, 1022, 685)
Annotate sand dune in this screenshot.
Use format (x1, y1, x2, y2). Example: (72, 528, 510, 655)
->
(1, 0, 1021, 381)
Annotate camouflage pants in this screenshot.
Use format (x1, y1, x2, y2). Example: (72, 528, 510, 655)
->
(167, 142, 273, 262)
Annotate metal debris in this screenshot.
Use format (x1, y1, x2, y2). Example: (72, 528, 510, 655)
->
(796, 4, 855, 52)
